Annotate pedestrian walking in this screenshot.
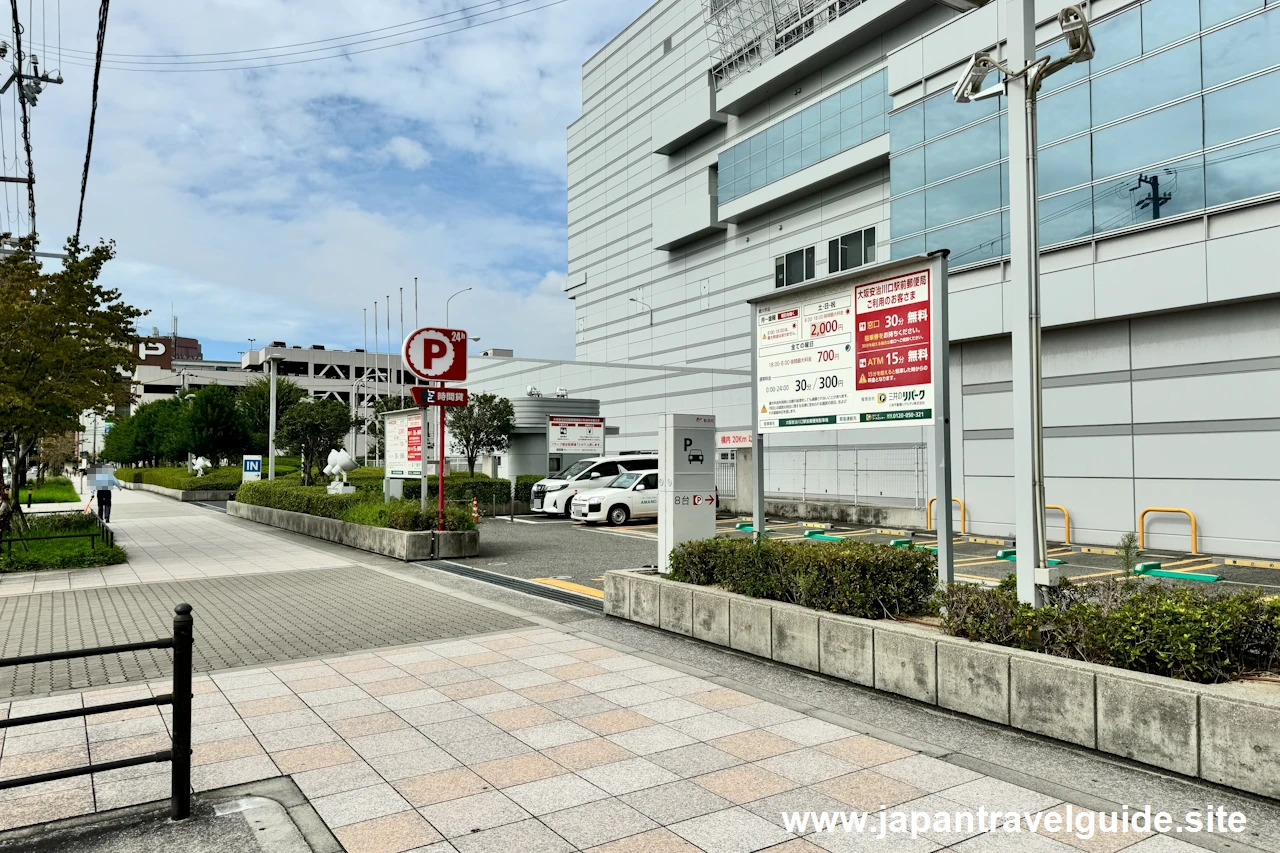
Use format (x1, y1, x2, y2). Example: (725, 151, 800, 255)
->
(96, 487, 113, 522)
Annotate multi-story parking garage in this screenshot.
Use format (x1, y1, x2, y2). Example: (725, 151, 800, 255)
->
(464, 0, 1280, 560)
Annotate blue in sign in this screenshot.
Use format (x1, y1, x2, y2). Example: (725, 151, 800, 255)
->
(244, 459, 261, 474)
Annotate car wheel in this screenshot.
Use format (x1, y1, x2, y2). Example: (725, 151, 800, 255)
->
(562, 501, 573, 519)
(608, 505, 630, 526)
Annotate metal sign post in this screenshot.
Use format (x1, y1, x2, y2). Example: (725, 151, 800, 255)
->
(402, 327, 469, 531)
(657, 414, 717, 574)
(747, 253, 954, 585)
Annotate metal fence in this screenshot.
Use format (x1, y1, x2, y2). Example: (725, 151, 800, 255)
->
(0, 604, 195, 820)
(763, 444, 926, 508)
(715, 454, 737, 498)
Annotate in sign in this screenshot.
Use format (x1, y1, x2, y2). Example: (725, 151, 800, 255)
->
(403, 327, 468, 381)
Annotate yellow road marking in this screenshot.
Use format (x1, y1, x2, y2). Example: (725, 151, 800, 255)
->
(530, 578, 604, 599)
(1161, 557, 1210, 568)
(1080, 547, 1120, 556)
(1069, 568, 1126, 580)
(1164, 563, 1219, 575)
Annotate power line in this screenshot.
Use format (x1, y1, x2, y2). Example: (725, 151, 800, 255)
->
(73, 0, 107, 245)
(10, 0, 34, 235)
(52, 0, 513, 59)
(51, 0, 573, 73)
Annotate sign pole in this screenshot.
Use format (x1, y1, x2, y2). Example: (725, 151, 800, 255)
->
(932, 252, 954, 585)
(438, 395, 446, 531)
(750, 344, 764, 538)
(420, 406, 429, 514)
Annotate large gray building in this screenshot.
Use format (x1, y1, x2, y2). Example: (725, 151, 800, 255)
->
(464, 0, 1280, 560)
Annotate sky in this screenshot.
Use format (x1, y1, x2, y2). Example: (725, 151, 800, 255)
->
(19, 0, 652, 361)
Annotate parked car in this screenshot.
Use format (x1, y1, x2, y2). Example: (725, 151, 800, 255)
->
(571, 471, 659, 525)
(530, 453, 657, 517)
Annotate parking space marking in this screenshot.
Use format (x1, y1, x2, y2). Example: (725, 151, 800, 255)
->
(530, 577, 605, 598)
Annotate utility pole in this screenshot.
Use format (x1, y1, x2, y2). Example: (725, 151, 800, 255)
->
(266, 353, 284, 480)
(399, 287, 405, 409)
(1134, 173, 1171, 220)
(373, 301, 380, 468)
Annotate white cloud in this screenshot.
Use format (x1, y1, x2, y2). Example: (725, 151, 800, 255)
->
(384, 136, 432, 170)
(24, 0, 651, 363)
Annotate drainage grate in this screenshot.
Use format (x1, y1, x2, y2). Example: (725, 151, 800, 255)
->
(418, 561, 604, 613)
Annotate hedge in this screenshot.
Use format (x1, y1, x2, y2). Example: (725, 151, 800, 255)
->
(668, 537, 937, 619)
(119, 465, 244, 491)
(234, 480, 476, 531)
(0, 514, 127, 573)
(515, 475, 543, 503)
(938, 575, 1280, 684)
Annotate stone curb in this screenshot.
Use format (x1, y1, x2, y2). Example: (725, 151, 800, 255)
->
(603, 568, 1280, 801)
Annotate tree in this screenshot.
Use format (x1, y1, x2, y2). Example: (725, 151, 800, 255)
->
(447, 393, 516, 476)
(0, 235, 143, 532)
(100, 415, 138, 465)
(102, 398, 190, 466)
(188, 384, 248, 465)
(278, 399, 353, 486)
(237, 376, 306, 456)
(36, 432, 79, 482)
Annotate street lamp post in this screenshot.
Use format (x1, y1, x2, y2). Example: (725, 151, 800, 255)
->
(265, 353, 286, 480)
(953, 2, 1093, 605)
(628, 297, 653, 326)
(445, 287, 472, 327)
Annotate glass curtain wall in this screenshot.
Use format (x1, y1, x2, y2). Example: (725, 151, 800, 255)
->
(888, 0, 1280, 264)
(720, 69, 888, 205)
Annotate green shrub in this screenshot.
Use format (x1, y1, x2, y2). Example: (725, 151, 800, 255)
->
(28, 477, 80, 504)
(117, 465, 243, 491)
(445, 504, 477, 532)
(515, 475, 543, 503)
(668, 537, 937, 620)
(937, 576, 1280, 683)
(235, 483, 477, 532)
(0, 514, 127, 573)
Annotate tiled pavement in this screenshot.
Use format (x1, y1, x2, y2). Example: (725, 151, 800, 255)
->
(0, 568, 528, 698)
(0, 489, 349, 597)
(0, 626, 1196, 853)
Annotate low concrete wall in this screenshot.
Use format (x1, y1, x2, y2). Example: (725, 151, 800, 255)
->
(603, 569, 1280, 801)
(227, 501, 479, 560)
(118, 480, 238, 502)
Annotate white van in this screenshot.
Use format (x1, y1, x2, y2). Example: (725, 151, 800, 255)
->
(530, 453, 658, 517)
(570, 471, 659, 525)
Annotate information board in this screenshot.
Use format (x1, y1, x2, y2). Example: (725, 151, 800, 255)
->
(547, 416, 605, 455)
(755, 267, 935, 432)
(384, 410, 427, 478)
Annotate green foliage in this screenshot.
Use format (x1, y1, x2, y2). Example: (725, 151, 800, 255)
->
(237, 376, 307, 456)
(102, 398, 190, 466)
(0, 236, 143, 504)
(1117, 531, 1141, 574)
(515, 475, 543, 503)
(188, 384, 249, 463)
(937, 576, 1280, 683)
(446, 393, 516, 475)
(277, 399, 354, 486)
(27, 476, 79, 504)
(402, 473, 511, 506)
(234, 481, 476, 531)
(0, 514, 127, 573)
(118, 465, 244, 491)
(668, 537, 937, 620)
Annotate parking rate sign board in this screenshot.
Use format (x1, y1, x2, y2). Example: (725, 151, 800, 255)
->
(548, 416, 605, 455)
(385, 410, 426, 478)
(755, 265, 936, 432)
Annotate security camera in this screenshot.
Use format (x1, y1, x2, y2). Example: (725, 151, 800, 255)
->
(952, 53, 1003, 104)
(526, 385, 542, 397)
(1057, 5, 1094, 63)
(555, 388, 568, 398)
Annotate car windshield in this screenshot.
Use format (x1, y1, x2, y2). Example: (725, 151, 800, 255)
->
(558, 460, 596, 479)
(609, 472, 642, 489)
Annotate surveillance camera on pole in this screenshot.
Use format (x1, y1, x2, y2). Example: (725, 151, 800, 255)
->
(952, 54, 1004, 104)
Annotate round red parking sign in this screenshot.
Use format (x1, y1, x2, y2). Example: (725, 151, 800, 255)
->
(403, 327, 468, 381)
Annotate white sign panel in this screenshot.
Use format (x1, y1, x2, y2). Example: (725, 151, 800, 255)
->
(384, 410, 428, 479)
(755, 267, 935, 432)
(715, 431, 753, 449)
(242, 455, 262, 482)
(658, 414, 717, 574)
(548, 416, 605, 455)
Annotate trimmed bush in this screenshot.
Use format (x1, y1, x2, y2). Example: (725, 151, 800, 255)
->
(0, 514, 127, 573)
(234, 481, 478, 532)
(515, 475, 543, 503)
(118, 465, 243, 491)
(28, 476, 79, 504)
(667, 537, 937, 620)
(938, 575, 1280, 684)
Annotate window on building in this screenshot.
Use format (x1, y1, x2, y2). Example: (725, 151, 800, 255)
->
(663, 36, 673, 55)
(775, 246, 816, 288)
(828, 227, 876, 273)
(885, 0, 1280, 266)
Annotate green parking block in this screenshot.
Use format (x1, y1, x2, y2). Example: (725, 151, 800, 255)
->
(996, 548, 1063, 566)
(734, 523, 772, 533)
(1134, 562, 1220, 583)
(803, 531, 844, 542)
(890, 539, 913, 549)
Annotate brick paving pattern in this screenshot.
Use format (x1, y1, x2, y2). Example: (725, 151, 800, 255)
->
(0, 568, 527, 698)
(0, 627, 1195, 853)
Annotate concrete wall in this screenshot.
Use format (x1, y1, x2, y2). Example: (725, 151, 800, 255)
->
(227, 501, 479, 560)
(604, 569, 1280, 801)
(117, 480, 238, 503)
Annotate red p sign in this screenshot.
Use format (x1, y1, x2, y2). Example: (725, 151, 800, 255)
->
(403, 327, 468, 381)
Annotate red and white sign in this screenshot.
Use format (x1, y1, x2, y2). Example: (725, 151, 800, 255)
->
(403, 327, 468, 382)
(548, 415, 605, 455)
(716, 431, 753, 448)
(411, 386, 469, 407)
(854, 271, 930, 391)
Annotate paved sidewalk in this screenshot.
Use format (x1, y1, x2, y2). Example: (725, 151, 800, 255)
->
(0, 625, 1207, 853)
(0, 490, 351, 597)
